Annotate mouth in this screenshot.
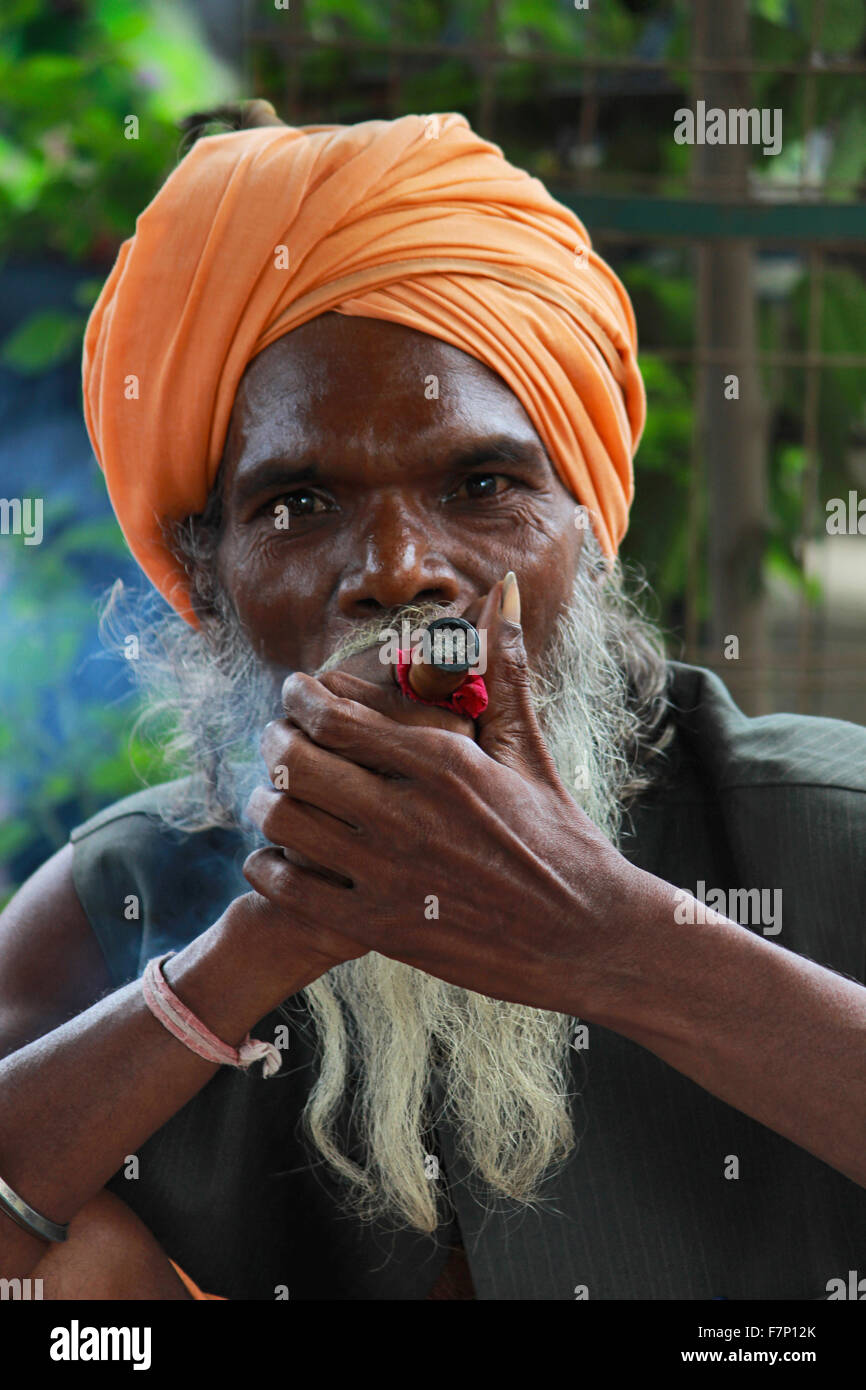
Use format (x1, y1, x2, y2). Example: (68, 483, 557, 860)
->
(317, 643, 395, 687)
(313, 601, 460, 683)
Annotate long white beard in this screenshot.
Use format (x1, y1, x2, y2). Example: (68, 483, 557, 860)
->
(300, 562, 644, 1235)
(109, 537, 666, 1236)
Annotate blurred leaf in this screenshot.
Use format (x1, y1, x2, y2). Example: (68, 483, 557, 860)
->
(791, 0, 866, 54)
(0, 134, 48, 210)
(621, 263, 695, 348)
(0, 0, 41, 32)
(826, 105, 866, 188)
(0, 820, 32, 860)
(0, 0, 237, 262)
(0, 309, 83, 372)
(51, 519, 129, 561)
(73, 276, 104, 308)
(499, 0, 579, 53)
(91, 0, 150, 43)
(753, 0, 788, 22)
(306, 0, 392, 43)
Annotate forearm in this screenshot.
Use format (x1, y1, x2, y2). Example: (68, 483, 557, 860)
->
(594, 875, 866, 1188)
(0, 894, 322, 1277)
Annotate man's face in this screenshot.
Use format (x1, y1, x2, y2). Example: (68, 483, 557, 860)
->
(214, 313, 583, 677)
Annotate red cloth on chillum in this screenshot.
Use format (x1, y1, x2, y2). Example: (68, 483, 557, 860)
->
(395, 650, 488, 718)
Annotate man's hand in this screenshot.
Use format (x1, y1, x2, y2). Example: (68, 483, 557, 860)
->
(241, 578, 866, 1192)
(243, 577, 656, 1017)
(241, 632, 479, 977)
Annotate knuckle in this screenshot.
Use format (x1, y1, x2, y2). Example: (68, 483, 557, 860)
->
(267, 727, 303, 784)
(242, 846, 273, 889)
(431, 732, 473, 783)
(334, 695, 359, 724)
(309, 695, 354, 743)
(318, 671, 351, 697)
(243, 849, 296, 908)
(281, 670, 306, 706)
(281, 726, 303, 755)
(245, 784, 268, 822)
(242, 846, 270, 880)
(260, 717, 287, 758)
(241, 847, 265, 878)
(257, 790, 286, 843)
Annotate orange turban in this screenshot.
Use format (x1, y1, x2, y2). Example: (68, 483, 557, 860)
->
(83, 111, 645, 626)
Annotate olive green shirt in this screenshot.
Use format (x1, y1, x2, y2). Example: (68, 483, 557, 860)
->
(69, 661, 866, 1299)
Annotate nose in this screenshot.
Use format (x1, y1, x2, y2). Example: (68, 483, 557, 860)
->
(337, 491, 462, 616)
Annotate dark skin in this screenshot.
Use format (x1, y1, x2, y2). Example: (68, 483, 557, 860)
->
(226, 315, 866, 1189)
(212, 312, 639, 1009)
(1, 312, 865, 1301)
(213, 312, 580, 679)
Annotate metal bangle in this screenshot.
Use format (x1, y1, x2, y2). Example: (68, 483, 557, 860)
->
(0, 1172, 69, 1244)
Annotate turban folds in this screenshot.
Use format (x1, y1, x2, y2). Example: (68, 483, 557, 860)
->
(82, 111, 645, 625)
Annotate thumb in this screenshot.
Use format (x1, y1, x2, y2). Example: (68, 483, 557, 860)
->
(468, 572, 559, 782)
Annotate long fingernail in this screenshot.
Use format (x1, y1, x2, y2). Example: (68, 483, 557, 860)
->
(500, 571, 521, 624)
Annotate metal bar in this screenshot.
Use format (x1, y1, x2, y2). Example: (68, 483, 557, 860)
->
(241, 0, 253, 96)
(684, 1, 706, 664)
(386, 0, 402, 118)
(799, 0, 824, 189)
(574, 4, 599, 195)
(793, 0, 828, 716)
(685, 246, 705, 663)
(281, 0, 305, 123)
(478, 1, 498, 137)
(796, 247, 826, 715)
(549, 170, 866, 198)
(245, 31, 866, 75)
(636, 349, 866, 368)
(547, 191, 866, 242)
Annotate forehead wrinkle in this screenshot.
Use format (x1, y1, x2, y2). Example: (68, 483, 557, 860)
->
(239, 319, 533, 420)
(232, 398, 542, 480)
(225, 323, 551, 492)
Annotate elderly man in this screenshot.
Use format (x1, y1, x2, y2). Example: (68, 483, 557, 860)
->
(0, 105, 864, 1303)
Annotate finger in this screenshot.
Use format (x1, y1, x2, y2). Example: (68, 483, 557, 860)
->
(240, 867, 367, 971)
(246, 784, 362, 878)
(318, 670, 476, 738)
(472, 575, 561, 782)
(278, 842, 353, 889)
(281, 671, 454, 779)
(242, 848, 364, 950)
(260, 721, 378, 822)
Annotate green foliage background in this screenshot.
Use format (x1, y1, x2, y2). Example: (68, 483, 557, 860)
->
(1, 0, 864, 904)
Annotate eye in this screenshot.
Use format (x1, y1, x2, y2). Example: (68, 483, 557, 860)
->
(448, 473, 512, 501)
(262, 489, 332, 518)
